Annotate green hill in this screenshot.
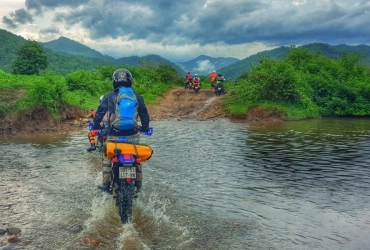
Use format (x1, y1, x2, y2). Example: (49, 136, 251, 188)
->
(0, 29, 185, 76)
(0, 29, 28, 72)
(219, 43, 370, 79)
(42, 36, 115, 62)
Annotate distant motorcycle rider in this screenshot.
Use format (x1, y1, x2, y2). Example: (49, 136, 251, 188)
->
(86, 95, 107, 152)
(192, 73, 201, 87)
(209, 70, 217, 82)
(185, 72, 192, 89)
(215, 73, 226, 93)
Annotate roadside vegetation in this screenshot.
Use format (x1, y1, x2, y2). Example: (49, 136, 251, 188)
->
(0, 62, 182, 120)
(223, 47, 370, 120)
(2, 43, 370, 125)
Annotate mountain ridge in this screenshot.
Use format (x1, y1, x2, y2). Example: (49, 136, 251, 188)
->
(1, 28, 370, 79)
(219, 43, 370, 79)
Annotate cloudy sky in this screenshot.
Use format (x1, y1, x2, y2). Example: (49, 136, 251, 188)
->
(1, 0, 369, 63)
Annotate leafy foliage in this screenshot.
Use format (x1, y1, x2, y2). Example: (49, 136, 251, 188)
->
(11, 40, 48, 75)
(219, 43, 370, 80)
(0, 29, 186, 77)
(0, 61, 179, 118)
(229, 48, 370, 119)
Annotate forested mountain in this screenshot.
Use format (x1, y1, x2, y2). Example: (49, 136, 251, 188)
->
(2, 28, 370, 79)
(0, 29, 28, 72)
(115, 54, 186, 75)
(41, 36, 185, 75)
(0, 29, 185, 76)
(42, 36, 115, 62)
(219, 43, 370, 79)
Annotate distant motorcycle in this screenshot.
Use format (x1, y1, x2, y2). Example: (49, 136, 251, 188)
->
(185, 78, 193, 89)
(215, 82, 225, 95)
(193, 82, 201, 94)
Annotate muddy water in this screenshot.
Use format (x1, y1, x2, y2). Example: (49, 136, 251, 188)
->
(1, 118, 370, 250)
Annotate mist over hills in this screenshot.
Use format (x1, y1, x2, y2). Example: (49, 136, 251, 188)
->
(175, 55, 239, 76)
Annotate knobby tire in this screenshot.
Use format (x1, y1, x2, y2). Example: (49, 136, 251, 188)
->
(117, 180, 134, 224)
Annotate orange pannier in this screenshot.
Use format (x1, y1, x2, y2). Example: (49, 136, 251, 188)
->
(105, 142, 153, 162)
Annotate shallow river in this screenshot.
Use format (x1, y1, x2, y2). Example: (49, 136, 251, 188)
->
(1, 118, 369, 250)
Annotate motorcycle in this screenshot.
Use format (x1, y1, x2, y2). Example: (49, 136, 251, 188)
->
(184, 78, 192, 89)
(100, 127, 153, 224)
(88, 121, 108, 151)
(193, 82, 201, 94)
(215, 82, 225, 96)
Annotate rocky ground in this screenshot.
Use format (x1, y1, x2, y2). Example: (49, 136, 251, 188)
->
(0, 87, 284, 135)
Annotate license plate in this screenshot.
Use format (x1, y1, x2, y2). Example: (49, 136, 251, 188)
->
(218, 87, 221, 90)
(119, 167, 136, 179)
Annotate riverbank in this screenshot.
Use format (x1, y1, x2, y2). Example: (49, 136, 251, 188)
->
(0, 87, 284, 135)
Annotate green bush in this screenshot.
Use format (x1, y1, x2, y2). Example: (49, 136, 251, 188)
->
(228, 47, 370, 119)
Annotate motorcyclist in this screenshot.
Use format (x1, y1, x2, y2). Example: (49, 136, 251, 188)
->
(88, 108, 96, 119)
(86, 95, 107, 152)
(192, 73, 201, 88)
(209, 70, 218, 87)
(185, 72, 192, 89)
(215, 73, 226, 94)
(92, 68, 150, 193)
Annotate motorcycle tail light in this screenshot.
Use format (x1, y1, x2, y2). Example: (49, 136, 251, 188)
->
(126, 178, 131, 183)
(118, 154, 136, 165)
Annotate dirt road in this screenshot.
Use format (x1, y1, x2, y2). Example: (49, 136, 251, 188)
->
(147, 87, 229, 121)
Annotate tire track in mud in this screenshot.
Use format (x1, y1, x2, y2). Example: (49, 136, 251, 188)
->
(147, 88, 228, 121)
(183, 96, 218, 118)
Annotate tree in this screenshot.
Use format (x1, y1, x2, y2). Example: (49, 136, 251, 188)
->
(11, 40, 48, 75)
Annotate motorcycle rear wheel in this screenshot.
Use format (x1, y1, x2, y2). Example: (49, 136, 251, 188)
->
(117, 180, 134, 224)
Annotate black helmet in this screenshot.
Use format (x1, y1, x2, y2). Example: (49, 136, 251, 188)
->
(112, 68, 133, 89)
(217, 73, 222, 77)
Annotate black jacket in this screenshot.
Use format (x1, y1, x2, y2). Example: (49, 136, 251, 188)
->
(93, 87, 150, 136)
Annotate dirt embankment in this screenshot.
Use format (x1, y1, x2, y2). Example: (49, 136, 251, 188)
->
(0, 87, 284, 135)
(147, 87, 284, 123)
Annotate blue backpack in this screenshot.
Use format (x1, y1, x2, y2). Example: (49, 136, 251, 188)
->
(111, 87, 138, 130)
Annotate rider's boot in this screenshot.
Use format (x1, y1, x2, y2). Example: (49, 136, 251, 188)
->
(98, 183, 110, 193)
(98, 164, 112, 194)
(87, 144, 96, 152)
(133, 181, 141, 199)
(133, 164, 143, 198)
(135, 181, 142, 192)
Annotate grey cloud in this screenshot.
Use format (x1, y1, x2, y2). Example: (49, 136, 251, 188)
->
(2, 8, 33, 28)
(25, 0, 90, 12)
(7, 0, 370, 48)
(2, 16, 17, 29)
(12, 8, 33, 24)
